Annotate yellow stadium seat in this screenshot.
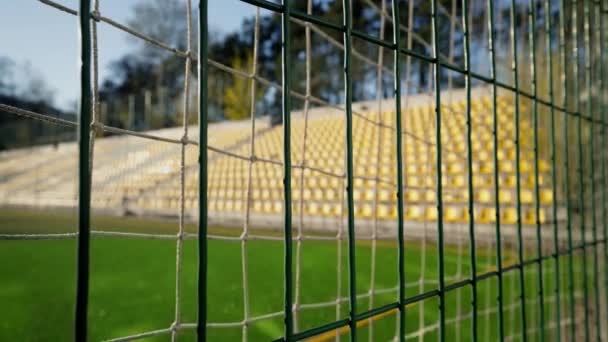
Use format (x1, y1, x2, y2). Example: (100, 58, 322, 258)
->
(519, 161, 532, 173)
(406, 190, 420, 202)
(499, 190, 513, 203)
(378, 189, 392, 201)
(520, 190, 534, 204)
(479, 162, 493, 174)
(263, 201, 274, 213)
(540, 189, 553, 204)
(378, 204, 396, 219)
(500, 162, 514, 173)
(538, 160, 550, 172)
(306, 203, 320, 215)
(445, 207, 466, 223)
(449, 175, 466, 187)
(317, 203, 330, 216)
(523, 209, 546, 225)
(405, 206, 423, 221)
(425, 207, 438, 221)
(424, 190, 436, 202)
(360, 204, 373, 218)
(502, 208, 518, 224)
(477, 208, 496, 224)
(476, 189, 492, 203)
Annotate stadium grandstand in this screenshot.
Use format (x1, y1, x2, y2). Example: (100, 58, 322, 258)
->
(0, 87, 561, 239)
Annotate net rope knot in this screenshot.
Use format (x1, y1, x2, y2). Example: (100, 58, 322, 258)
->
(90, 10, 101, 22)
(169, 321, 180, 333)
(92, 121, 104, 134)
(180, 134, 189, 145)
(184, 50, 193, 60)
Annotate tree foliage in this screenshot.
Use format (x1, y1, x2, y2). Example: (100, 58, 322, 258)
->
(222, 54, 262, 121)
(0, 57, 71, 150)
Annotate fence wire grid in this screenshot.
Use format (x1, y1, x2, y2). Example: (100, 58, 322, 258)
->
(1, 0, 608, 341)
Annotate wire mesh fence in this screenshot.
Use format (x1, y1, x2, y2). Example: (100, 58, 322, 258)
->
(0, 0, 607, 341)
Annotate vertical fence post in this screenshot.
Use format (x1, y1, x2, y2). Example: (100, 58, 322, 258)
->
(342, 0, 357, 340)
(391, 1, 406, 340)
(599, 1, 608, 337)
(197, 1, 208, 341)
(76, 0, 92, 340)
(571, 0, 592, 337)
(527, 0, 545, 338)
(281, 0, 294, 340)
(544, 0, 562, 338)
(430, 0, 445, 339)
(508, 0, 528, 338)
(486, 0, 506, 338)
(558, 0, 577, 339)
(461, 0, 478, 340)
(584, 0, 602, 339)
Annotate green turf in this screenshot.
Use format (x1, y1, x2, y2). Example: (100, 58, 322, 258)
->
(0, 208, 590, 341)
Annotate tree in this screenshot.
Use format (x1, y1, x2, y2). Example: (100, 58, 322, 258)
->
(0, 58, 71, 150)
(0, 57, 16, 96)
(223, 54, 262, 120)
(127, 0, 192, 63)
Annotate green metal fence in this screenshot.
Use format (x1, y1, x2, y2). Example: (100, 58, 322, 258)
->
(1, 0, 607, 341)
(194, 0, 608, 340)
(76, 0, 608, 340)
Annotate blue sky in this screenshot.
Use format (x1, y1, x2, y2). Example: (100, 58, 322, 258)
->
(0, 0, 254, 110)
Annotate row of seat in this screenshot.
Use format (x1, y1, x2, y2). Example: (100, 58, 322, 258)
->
(133, 195, 547, 225)
(0, 92, 558, 229)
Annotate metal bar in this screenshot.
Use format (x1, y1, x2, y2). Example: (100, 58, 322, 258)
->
(544, 0, 562, 338)
(430, 0, 445, 338)
(75, 0, 92, 339)
(599, 1, 608, 339)
(585, 0, 601, 339)
(291, 9, 343, 32)
(197, 0, 208, 340)
(289, 320, 350, 342)
(281, 0, 294, 339)
(572, 0, 591, 338)
(508, 0, 528, 338)
(356, 302, 400, 321)
(461, 0, 477, 339)
(487, 0, 505, 338)
(342, 0, 357, 340)
(445, 279, 472, 292)
(352, 29, 394, 49)
(559, 0, 576, 338)
(527, 0, 545, 338)
(400, 47, 436, 65)
(391, 1, 406, 340)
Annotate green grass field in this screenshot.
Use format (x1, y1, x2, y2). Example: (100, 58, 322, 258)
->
(0, 208, 589, 341)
